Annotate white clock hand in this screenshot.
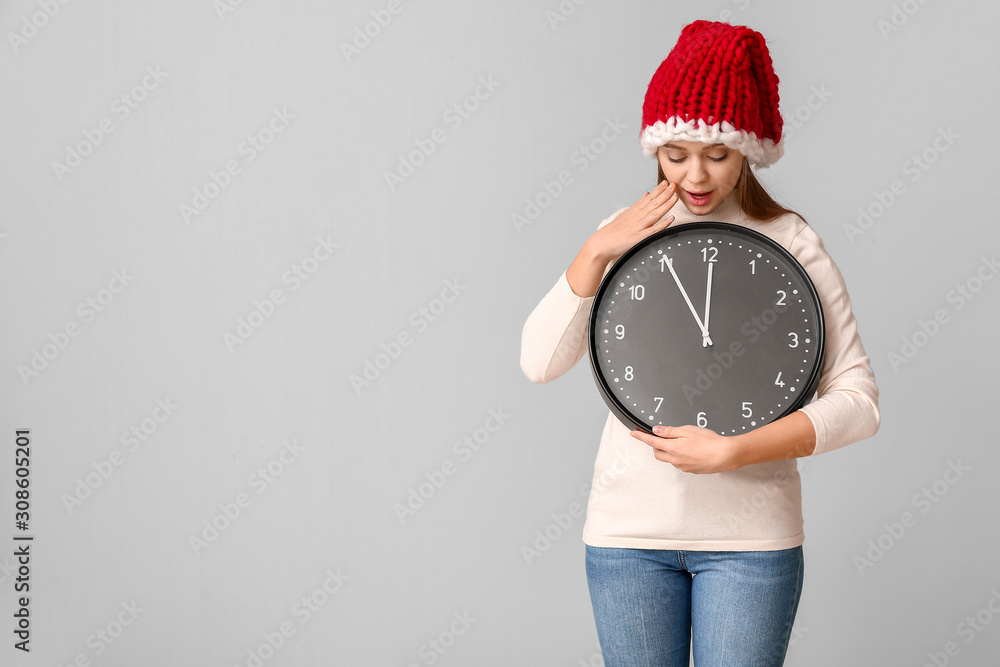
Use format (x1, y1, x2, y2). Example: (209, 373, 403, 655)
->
(702, 261, 713, 347)
(662, 255, 713, 346)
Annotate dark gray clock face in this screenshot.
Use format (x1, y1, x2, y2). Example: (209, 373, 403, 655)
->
(589, 222, 824, 436)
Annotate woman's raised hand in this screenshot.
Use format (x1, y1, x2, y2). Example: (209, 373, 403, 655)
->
(588, 180, 679, 262)
(565, 180, 680, 299)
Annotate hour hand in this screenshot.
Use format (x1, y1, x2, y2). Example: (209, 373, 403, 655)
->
(702, 261, 713, 347)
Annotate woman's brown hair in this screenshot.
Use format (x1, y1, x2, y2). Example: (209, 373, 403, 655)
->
(656, 152, 809, 225)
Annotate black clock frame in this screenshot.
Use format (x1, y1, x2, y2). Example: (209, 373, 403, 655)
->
(587, 221, 825, 435)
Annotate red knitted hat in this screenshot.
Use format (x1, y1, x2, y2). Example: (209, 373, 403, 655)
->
(640, 20, 784, 168)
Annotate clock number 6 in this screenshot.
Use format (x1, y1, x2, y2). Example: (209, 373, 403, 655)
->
(697, 412, 707, 427)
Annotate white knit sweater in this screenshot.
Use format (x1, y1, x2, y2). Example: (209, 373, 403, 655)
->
(520, 191, 880, 550)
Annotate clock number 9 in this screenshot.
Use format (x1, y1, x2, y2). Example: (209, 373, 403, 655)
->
(697, 412, 707, 427)
(701, 247, 718, 263)
(788, 332, 799, 348)
(615, 324, 625, 340)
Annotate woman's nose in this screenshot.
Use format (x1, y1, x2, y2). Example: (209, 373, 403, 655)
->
(689, 160, 709, 183)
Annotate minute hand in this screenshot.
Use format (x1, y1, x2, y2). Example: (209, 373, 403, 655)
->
(661, 255, 713, 347)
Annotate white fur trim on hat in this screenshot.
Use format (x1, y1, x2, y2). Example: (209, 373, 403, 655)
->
(640, 118, 784, 169)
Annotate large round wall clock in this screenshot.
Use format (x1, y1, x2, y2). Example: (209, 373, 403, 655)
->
(588, 221, 825, 436)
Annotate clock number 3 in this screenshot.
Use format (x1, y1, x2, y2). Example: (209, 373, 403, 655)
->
(787, 332, 799, 348)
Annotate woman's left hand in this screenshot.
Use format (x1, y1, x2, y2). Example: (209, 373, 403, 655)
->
(630, 425, 740, 474)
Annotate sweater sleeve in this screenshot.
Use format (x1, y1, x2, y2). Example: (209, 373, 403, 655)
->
(520, 208, 626, 384)
(789, 222, 881, 456)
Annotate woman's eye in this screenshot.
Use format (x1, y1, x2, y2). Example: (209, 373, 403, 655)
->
(666, 153, 728, 164)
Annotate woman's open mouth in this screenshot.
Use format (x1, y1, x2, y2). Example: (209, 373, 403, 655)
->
(686, 190, 712, 206)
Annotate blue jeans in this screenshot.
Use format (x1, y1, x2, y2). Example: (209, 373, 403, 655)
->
(585, 545, 803, 667)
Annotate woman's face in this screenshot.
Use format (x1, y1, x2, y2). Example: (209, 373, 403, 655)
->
(657, 141, 743, 214)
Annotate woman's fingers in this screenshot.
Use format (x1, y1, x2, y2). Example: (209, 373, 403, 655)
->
(637, 183, 674, 214)
(648, 184, 676, 209)
(648, 187, 677, 220)
(625, 182, 678, 242)
(640, 180, 669, 202)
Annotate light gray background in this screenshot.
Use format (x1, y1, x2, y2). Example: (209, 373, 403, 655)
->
(2, 1, 998, 665)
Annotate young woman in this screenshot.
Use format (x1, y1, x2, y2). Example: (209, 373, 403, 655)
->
(519, 20, 880, 667)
